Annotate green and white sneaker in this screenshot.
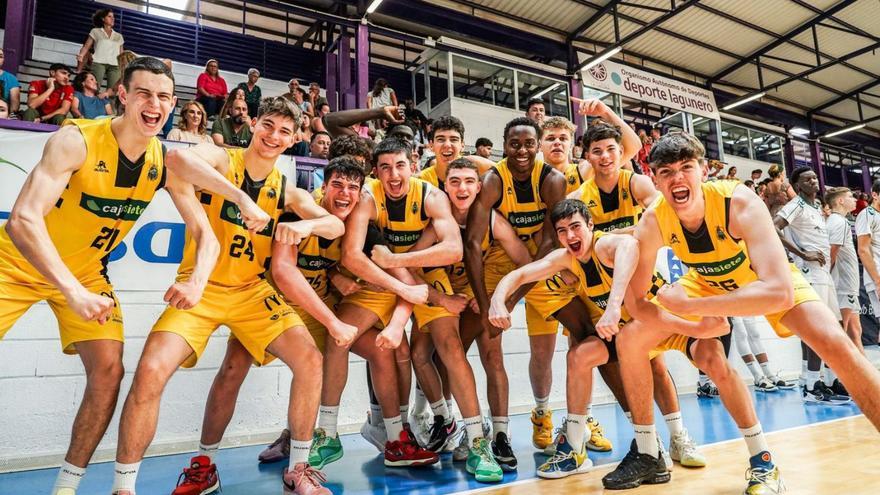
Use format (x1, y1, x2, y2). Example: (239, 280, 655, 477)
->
(466, 437, 503, 483)
(307, 428, 343, 468)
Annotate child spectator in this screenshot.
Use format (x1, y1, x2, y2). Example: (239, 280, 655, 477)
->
(76, 9, 124, 93)
(71, 71, 112, 119)
(197, 59, 227, 117)
(22, 63, 73, 125)
(166, 100, 212, 144)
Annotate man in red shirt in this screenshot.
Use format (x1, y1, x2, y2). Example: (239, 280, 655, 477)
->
(23, 63, 73, 125)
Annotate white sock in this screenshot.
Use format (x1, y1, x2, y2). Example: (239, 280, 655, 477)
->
(53, 461, 86, 493)
(370, 403, 383, 426)
(624, 411, 633, 424)
(111, 461, 141, 493)
(430, 398, 451, 423)
(565, 414, 588, 448)
(198, 441, 220, 462)
(399, 404, 410, 422)
(384, 415, 404, 441)
(663, 412, 684, 437)
(746, 361, 764, 382)
(740, 423, 770, 456)
(806, 370, 821, 390)
(801, 360, 808, 378)
(760, 362, 773, 378)
(446, 397, 460, 421)
(492, 416, 509, 439)
(586, 404, 593, 419)
(824, 365, 838, 385)
(698, 374, 710, 387)
(318, 405, 340, 437)
(633, 424, 658, 457)
(534, 395, 551, 415)
(413, 387, 428, 416)
(288, 438, 311, 469)
(464, 415, 484, 442)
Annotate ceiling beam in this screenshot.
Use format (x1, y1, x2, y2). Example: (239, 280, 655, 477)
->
(566, 0, 620, 43)
(707, 0, 858, 84)
(813, 80, 880, 113)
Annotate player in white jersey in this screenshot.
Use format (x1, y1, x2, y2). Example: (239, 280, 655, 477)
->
(855, 179, 880, 348)
(773, 167, 849, 403)
(825, 187, 864, 354)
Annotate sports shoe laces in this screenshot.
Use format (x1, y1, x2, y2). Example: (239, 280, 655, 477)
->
(478, 442, 495, 463)
(300, 466, 327, 487)
(673, 431, 698, 455)
(588, 417, 604, 435)
(745, 466, 783, 492)
(495, 435, 514, 457)
(428, 416, 447, 439)
(178, 464, 210, 485)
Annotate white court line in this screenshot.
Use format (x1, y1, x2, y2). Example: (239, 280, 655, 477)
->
(451, 414, 864, 495)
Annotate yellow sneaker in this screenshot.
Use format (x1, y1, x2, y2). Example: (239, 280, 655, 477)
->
(744, 452, 785, 494)
(586, 416, 612, 452)
(531, 409, 554, 449)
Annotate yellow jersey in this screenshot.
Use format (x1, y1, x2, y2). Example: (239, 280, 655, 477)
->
(564, 163, 585, 195)
(578, 169, 643, 232)
(293, 232, 340, 300)
(0, 118, 165, 283)
(448, 211, 494, 292)
(485, 159, 552, 265)
(178, 148, 285, 287)
(416, 165, 444, 191)
(369, 176, 432, 253)
(568, 232, 629, 324)
(654, 180, 754, 293)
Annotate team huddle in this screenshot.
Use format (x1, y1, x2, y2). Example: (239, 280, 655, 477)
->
(2, 56, 880, 495)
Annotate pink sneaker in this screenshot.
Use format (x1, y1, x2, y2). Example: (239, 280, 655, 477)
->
(282, 463, 331, 494)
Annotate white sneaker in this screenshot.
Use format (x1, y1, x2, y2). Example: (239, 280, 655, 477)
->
(360, 414, 386, 452)
(657, 432, 672, 470)
(452, 429, 470, 462)
(669, 429, 707, 467)
(754, 376, 779, 393)
(408, 411, 432, 446)
(53, 489, 77, 495)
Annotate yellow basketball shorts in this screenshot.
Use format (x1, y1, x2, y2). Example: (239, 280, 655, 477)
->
(524, 272, 578, 336)
(341, 270, 456, 331)
(290, 293, 339, 353)
(414, 269, 457, 330)
(0, 269, 123, 354)
(152, 279, 303, 368)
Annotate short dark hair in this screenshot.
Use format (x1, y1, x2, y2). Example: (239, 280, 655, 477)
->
(310, 131, 331, 144)
(448, 157, 478, 174)
(431, 115, 465, 140)
(256, 96, 302, 127)
(790, 166, 814, 186)
(372, 137, 412, 165)
(648, 132, 705, 169)
(584, 120, 622, 148)
(551, 199, 592, 227)
(329, 135, 374, 164)
(475, 137, 493, 148)
(824, 186, 851, 206)
(504, 116, 542, 141)
(324, 156, 366, 187)
(122, 57, 175, 90)
(751, 169, 763, 176)
(92, 9, 112, 28)
(49, 63, 71, 73)
(526, 98, 545, 111)
(872, 179, 880, 195)
(72, 71, 93, 93)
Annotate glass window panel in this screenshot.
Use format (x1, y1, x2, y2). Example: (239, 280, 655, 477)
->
(692, 117, 721, 160)
(451, 55, 515, 109)
(721, 122, 750, 159)
(517, 71, 568, 117)
(426, 52, 449, 109)
(414, 63, 427, 108)
(753, 133, 783, 163)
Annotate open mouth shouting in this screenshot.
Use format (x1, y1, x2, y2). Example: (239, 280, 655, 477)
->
(387, 179, 405, 197)
(141, 111, 163, 129)
(566, 238, 583, 256)
(671, 185, 690, 204)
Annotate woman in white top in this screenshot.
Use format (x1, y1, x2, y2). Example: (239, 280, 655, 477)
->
(367, 78, 397, 109)
(76, 9, 125, 94)
(166, 100, 213, 145)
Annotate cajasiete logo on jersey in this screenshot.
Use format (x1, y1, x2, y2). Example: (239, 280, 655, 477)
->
(79, 193, 149, 221)
(508, 210, 546, 229)
(94, 160, 109, 173)
(692, 251, 747, 277)
(219, 199, 275, 236)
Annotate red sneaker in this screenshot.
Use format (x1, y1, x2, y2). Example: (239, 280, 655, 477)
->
(384, 429, 440, 467)
(171, 455, 220, 495)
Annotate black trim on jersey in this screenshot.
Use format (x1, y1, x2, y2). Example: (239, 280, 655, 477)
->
(513, 177, 535, 204)
(598, 184, 621, 214)
(539, 164, 552, 189)
(278, 175, 287, 211)
(489, 168, 503, 209)
(278, 211, 302, 223)
(199, 192, 213, 205)
(363, 222, 385, 255)
(155, 144, 168, 190)
(420, 183, 430, 222)
(682, 221, 715, 254)
(724, 197, 741, 242)
(99, 254, 111, 284)
(115, 150, 145, 188)
(437, 178, 445, 192)
(580, 258, 603, 288)
(241, 170, 265, 203)
(386, 195, 407, 222)
(627, 172, 639, 207)
(318, 236, 335, 249)
(55, 198, 63, 208)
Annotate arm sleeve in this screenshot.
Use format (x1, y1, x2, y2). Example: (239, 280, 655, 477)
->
(856, 210, 872, 237)
(776, 199, 800, 224)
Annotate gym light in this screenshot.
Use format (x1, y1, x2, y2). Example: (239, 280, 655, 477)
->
(582, 46, 622, 71)
(366, 0, 384, 14)
(824, 123, 866, 138)
(531, 83, 561, 100)
(722, 92, 766, 111)
(789, 127, 810, 136)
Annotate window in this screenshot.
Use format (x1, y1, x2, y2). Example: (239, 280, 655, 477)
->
(753, 132, 783, 163)
(518, 71, 569, 118)
(451, 55, 515, 109)
(692, 117, 721, 160)
(426, 52, 449, 109)
(721, 122, 750, 159)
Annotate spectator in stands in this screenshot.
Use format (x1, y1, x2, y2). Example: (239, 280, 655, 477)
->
(475, 137, 493, 158)
(411, 114, 428, 146)
(294, 88, 312, 117)
(166, 100, 212, 144)
(237, 68, 262, 118)
(764, 163, 795, 216)
(310, 131, 331, 159)
(0, 98, 9, 119)
(0, 48, 21, 116)
(311, 102, 331, 133)
(751, 168, 763, 182)
(71, 71, 112, 120)
(292, 114, 313, 156)
(197, 59, 228, 117)
(218, 88, 246, 120)
(725, 166, 739, 180)
(525, 97, 546, 125)
(367, 78, 397, 110)
(211, 98, 251, 148)
(308, 81, 327, 110)
(856, 192, 869, 215)
(22, 63, 73, 125)
(403, 98, 426, 122)
(636, 133, 652, 175)
(76, 9, 124, 93)
(650, 125, 662, 142)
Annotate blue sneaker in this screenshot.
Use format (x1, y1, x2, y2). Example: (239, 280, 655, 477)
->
(744, 451, 785, 494)
(537, 432, 592, 479)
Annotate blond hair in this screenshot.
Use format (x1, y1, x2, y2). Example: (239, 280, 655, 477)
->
(542, 116, 576, 138)
(178, 100, 208, 135)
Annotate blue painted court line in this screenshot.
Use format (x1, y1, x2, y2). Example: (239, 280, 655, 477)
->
(0, 388, 861, 495)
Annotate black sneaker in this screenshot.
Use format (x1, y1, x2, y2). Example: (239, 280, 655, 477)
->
(602, 440, 670, 490)
(696, 381, 719, 398)
(425, 415, 456, 452)
(491, 432, 518, 472)
(803, 382, 851, 405)
(829, 379, 850, 398)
